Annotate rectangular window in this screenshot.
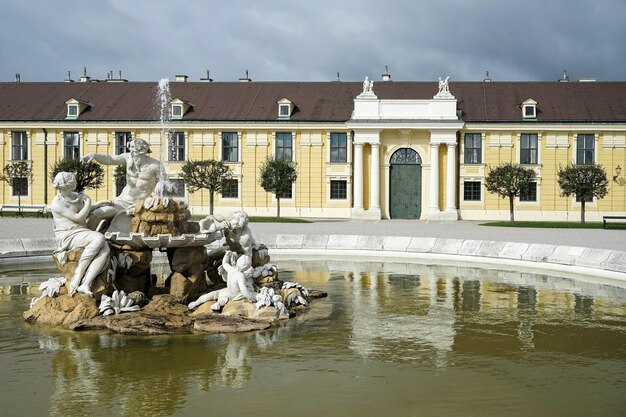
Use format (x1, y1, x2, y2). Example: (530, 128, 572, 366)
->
(221, 179, 239, 198)
(330, 132, 348, 163)
(520, 182, 537, 202)
(171, 179, 185, 197)
(11, 131, 28, 161)
(12, 177, 28, 196)
(222, 132, 238, 162)
(464, 133, 482, 164)
(275, 132, 293, 161)
(64, 132, 80, 160)
(115, 132, 132, 155)
(168, 132, 185, 161)
(576, 134, 595, 165)
(520, 133, 538, 164)
(463, 181, 481, 201)
(278, 187, 292, 199)
(330, 180, 347, 199)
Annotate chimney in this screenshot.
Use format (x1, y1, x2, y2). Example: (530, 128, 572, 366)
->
(15, 73, 20, 83)
(382, 66, 392, 82)
(239, 69, 252, 82)
(558, 70, 570, 83)
(79, 67, 91, 82)
(175, 74, 188, 82)
(65, 70, 74, 82)
(483, 70, 492, 82)
(200, 70, 213, 82)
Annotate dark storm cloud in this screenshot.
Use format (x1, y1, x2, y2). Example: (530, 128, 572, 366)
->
(2, 0, 625, 83)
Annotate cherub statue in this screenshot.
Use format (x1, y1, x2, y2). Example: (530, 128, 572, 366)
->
(49, 172, 111, 296)
(188, 251, 257, 311)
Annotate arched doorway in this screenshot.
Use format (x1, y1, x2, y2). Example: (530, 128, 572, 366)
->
(389, 148, 422, 219)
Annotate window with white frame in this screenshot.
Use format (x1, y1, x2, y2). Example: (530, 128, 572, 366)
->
(279, 104, 290, 118)
(171, 179, 185, 197)
(67, 104, 79, 118)
(11, 131, 28, 161)
(463, 181, 481, 201)
(520, 133, 538, 164)
(576, 134, 595, 165)
(12, 177, 28, 196)
(222, 132, 238, 162)
(277, 187, 293, 199)
(115, 132, 132, 155)
(520, 181, 537, 202)
(464, 133, 481, 164)
(221, 179, 239, 198)
(64, 132, 80, 160)
(275, 132, 293, 161)
(172, 104, 183, 118)
(330, 132, 347, 163)
(168, 132, 185, 161)
(330, 180, 347, 199)
(522, 99, 537, 119)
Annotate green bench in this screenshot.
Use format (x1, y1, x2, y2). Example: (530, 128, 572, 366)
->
(602, 215, 626, 229)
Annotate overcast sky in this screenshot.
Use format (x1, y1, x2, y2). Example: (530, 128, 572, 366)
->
(2, 0, 625, 84)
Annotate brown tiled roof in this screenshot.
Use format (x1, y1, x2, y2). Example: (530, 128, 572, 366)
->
(1, 81, 625, 123)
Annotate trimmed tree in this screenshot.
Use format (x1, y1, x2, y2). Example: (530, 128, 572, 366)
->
(485, 162, 536, 222)
(50, 158, 104, 193)
(259, 156, 298, 218)
(0, 161, 34, 214)
(558, 164, 609, 223)
(179, 159, 232, 215)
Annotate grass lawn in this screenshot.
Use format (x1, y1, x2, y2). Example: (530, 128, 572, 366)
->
(481, 221, 626, 229)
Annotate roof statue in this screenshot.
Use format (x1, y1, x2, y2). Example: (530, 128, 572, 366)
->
(434, 75, 455, 99)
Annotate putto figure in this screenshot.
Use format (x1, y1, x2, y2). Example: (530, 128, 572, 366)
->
(50, 172, 110, 296)
(82, 138, 163, 232)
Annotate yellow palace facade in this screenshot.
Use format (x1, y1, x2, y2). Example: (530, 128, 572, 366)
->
(0, 74, 625, 221)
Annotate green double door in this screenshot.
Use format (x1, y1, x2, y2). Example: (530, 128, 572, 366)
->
(389, 164, 422, 219)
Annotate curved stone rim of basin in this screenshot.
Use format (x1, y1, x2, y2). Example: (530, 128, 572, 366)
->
(105, 231, 220, 249)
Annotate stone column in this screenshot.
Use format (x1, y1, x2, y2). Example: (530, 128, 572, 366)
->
(445, 143, 457, 213)
(369, 142, 381, 216)
(429, 143, 440, 215)
(352, 142, 364, 213)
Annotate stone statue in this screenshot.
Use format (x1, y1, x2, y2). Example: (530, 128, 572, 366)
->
(81, 138, 164, 232)
(438, 76, 450, 94)
(50, 172, 111, 296)
(188, 251, 257, 310)
(200, 210, 255, 257)
(362, 76, 374, 94)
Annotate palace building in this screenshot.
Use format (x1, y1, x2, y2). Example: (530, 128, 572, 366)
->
(1, 73, 625, 221)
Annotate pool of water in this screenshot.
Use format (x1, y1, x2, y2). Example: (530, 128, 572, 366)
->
(1, 258, 625, 417)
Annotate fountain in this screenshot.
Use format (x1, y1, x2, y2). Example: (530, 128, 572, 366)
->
(22, 80, 325, 334)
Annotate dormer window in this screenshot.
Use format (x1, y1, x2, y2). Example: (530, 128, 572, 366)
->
(522, 99, 537, 119)
(277, 98, 294, 119)
(170, 98, 192, 120)
(68, 104, 78, 117)
(65, 98, 90, 119)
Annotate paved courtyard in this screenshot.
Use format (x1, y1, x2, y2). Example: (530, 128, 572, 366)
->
(0, 217, 623, 251)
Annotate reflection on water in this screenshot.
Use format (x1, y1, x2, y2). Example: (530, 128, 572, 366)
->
(1, 259, 625, 417)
